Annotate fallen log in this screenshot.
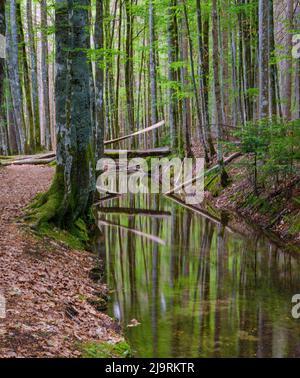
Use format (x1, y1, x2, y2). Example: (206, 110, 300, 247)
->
(165, 152, 241, 196)
(98, 219, 166, 245)
(0, 152, 55, 162)
(93, 194, 122, 206)
(1, 157, 56, 166)
(1, 145, 170, 166)
(104, 146, 170, 158)
(104, 120, 165, 145)
(165, 194, 234, 234)
(98, 208, 171, 218)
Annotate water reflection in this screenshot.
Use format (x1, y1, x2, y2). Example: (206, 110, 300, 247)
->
(95, 194, 300, 358)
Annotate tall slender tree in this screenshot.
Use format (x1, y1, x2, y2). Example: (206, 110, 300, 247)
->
(149, 0, 158, 146)
(27, 0, 40, 150)
(258, 0, 269, 119)
(212, 0, 228, 186)
(124, 0, 135, 138)
(41, 0, 51, 149)
(0, 0, 7, 155)
(183, 0, 209, 162)
(6, 0, 25, 154)
(95, 0, 105, 160)
(167, 0, 178, 151)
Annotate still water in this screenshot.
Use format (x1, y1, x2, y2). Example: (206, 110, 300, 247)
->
(95, 194, 300, 358)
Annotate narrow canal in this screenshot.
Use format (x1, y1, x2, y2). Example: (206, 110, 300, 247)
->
(95, 194, 300, 358)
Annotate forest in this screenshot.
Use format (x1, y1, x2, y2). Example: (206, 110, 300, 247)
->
(0, 0, 300, 360)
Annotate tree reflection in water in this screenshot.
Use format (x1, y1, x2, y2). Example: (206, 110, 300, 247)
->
(95, 194, 300, 358)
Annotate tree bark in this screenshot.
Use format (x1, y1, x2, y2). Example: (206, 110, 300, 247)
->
(0, 0, 8, 155)
(258, 0, 269, 119)
(124, 0, 135, 141)
(6, 0, 25, 154)
(41, 0, 51, 150)
(167, 0, 178, 151)
(212, 0, 228, 186)
(27, 0, 40, 150)
(95, 0, 105, 160)
(183, 1, 209, 162)
(33, 0, 96, 227)
(149, 0, 158, 147)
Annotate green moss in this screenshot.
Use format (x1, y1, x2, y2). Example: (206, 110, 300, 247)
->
(27, 171, 64, 225)
(48, 160, 57, 167)
(287, 213, 300, 237)
(244, 193, 279, 216)
(25, 171, 90, 250)
(80, 341, 132, 358)
(37, 222, 87, 250)
(87, 297, 108, 311)
(205, 174, 222, 197)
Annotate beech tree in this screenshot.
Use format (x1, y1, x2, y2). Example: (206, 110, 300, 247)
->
(30, 0, 96, 228)
(0, 0, 299, 229)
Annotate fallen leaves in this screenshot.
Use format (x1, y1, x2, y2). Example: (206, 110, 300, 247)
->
(0, 165, 121, 358)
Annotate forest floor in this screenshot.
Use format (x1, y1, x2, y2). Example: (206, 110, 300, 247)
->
(203, 154, 300, 248)
(0, 165, 122, 358)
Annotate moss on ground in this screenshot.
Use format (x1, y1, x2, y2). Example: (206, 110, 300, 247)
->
(35, 222, 88, 250)
(80, 341, 132, 358)
(287, 213, 300, 237)
(25, 171, 91, 251)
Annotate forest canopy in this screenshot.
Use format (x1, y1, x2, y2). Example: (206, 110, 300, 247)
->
(0, 0, 299, 225)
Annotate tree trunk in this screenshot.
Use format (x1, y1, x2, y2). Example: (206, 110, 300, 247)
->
(149, 0, 158, 147)
(124, 0, 135, 142)
(212, 0, 228, 186)
(0, 0, 8, 155)
(27, 0, 40, 150)
(41, 0, 51, 150)
(196, 0, 215, 157)
(183, 1, 209, 162)
(6, 0, 25, 154)
(95, 0, 105, 160)
(167, 0, 178, 151)
(17, 1, 34, 153)
(33, 0, 96, 228)
(258, 0, 269, 119)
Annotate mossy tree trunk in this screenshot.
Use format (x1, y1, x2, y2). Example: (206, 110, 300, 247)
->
(31, 0, 96, 229)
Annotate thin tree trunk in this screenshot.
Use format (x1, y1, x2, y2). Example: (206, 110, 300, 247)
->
(6, 0, 25, 154)
(167, 0, 178, 151)
(0, 0, 8, 155)
(179, 9, 192, 157)
(17, 1, 34, 153)
(41, 0, 51, 150)
(196, 0, 215, 157)
(124, 0, 135, 142)
(149, 0, 158, 146)
(258, 0, 269, 119)
(212, 0, 229, 186)
(27, 0, 40, 150)
(183, 1, 209, 162)
(95, 0, 105, 160)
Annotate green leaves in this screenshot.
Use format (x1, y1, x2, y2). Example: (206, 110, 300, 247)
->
(235, 119, 300, 187)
